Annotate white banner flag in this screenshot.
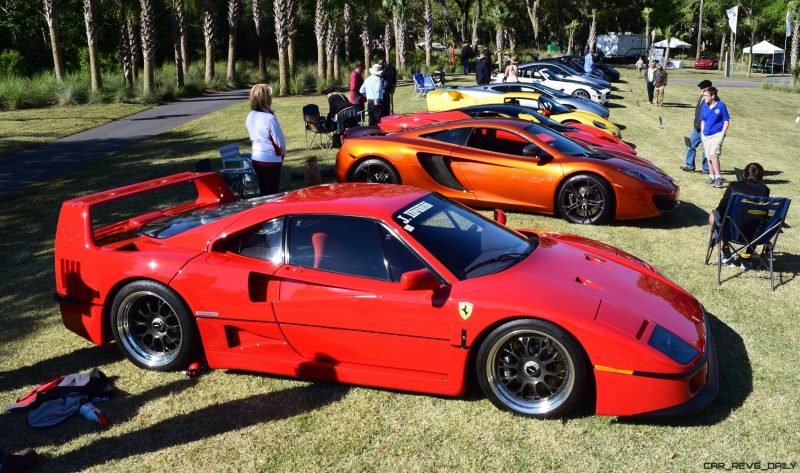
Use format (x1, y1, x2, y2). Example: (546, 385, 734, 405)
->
(788, 8, 793, 38)
(726, 5, 738, 34)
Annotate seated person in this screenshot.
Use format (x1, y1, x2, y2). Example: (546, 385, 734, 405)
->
(708, 162, 770, 267)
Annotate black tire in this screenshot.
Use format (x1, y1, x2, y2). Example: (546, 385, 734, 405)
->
(556, 173, 613, 224)
(110, 280, 199, 371)
(350, 158, 401, 184)
(476, 319, 587, 418)
(572, 89, 591, 99)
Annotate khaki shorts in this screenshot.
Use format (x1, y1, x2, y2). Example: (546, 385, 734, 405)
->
(702, 131, 725, 158)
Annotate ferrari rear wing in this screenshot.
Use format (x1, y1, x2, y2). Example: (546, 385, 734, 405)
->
(55, 172, 236, 298)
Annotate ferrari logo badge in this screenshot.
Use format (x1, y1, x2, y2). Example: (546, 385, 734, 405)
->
(458, 302, 473, 320)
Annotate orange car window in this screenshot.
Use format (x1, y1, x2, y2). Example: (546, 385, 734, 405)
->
(467, 128, 530, 156)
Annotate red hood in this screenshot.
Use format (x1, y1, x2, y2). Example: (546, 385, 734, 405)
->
(488, 231, 705, 352)
(379, 111, 469, 132)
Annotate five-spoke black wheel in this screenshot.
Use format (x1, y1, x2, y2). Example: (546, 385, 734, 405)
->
(557, 173, 613, 224)
(476, 319, 587, 418)
(350, 158, 401, 184)
(111, 280, 198, 371)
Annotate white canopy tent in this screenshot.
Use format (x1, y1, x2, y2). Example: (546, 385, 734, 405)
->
(743, 40, 785, 73)
(653, 38, 692, 49)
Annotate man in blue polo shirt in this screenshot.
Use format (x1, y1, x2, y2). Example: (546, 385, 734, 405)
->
(700, 86, 731, 188)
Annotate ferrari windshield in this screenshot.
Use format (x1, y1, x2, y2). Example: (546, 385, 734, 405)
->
(538, 95, 571, 115)
(525, 123, 590, 156)
(528, 83, 571, 99)
(393, 194, 535, 280)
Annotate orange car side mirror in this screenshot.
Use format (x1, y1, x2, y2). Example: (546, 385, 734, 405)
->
(400, 269, 441, 291)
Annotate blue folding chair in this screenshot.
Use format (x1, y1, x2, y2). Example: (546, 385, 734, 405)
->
(705, 193, 791, 291)
(413, 73, 436, 98)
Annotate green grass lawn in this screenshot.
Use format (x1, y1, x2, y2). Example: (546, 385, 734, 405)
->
(0, 69, 798, 471)
(0, 103, 151, 156)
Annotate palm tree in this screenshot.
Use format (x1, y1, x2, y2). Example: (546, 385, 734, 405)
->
(252, 0, 266, 80)
(660, 26, 674, 66)
(565, 19, 579, 55)
(383, 23, 392, 63)
(287, 0, 297, 77)
(343, 3, 352, 65)
(525, 0, 540, 52)
(695, 0, 704, 61)
(423, 0, 432, 68)
(114, 0, 137, 92)
(273, 0, 290, 94)
(642, 7, 653, 55)
(743, 13, 763, 78)
(202, 0, 215, 85)
(139, 0, 156, 94)
(83, 0, 102, 90)
(43, 0, 65, 81)
(586, 8, 597, 53)
(325, 19, 337, 82)
(226, 0, 241, 82)
(788, 0, 799, 85)
(384, 0, 407, 69)
(488, 3, 510, 69)
(315, 0, 327, 79)
(126, 18, 140, 80)
(170, 0, 185, 87)
(470, 0, 481, 51)
(360, 7, 371, 68)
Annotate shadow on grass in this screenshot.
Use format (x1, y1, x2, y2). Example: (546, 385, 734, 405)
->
(616, 312, 751, 426)
(606, 102, 626, 109)
(613, 201, 709, 230)
(42, 382, 349, 470)
(660, 103, 694, 108)
(0, 344, 123, 394)
(718, 251, 800, 289)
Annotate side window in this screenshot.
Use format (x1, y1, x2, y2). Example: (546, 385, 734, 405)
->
(379, 226, 427, 282)
(422, 127, 472, 146)
(227, 218, 284, 264)
(466, 128, 531, 156)
(288, 216, 390, 281)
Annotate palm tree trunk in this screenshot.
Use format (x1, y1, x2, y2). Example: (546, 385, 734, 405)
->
(203, 0, 215, 85)
(471, 0, 481, 51)
(325, 20, 335, 83)
(127, 19, 139, 81)
(287, 0, 297, 77)
(119, 21, 134, 92)
(227, 0, 240, 82)
(343, 3, 351, 65)
(274, 0, 289, 94)
(424, 0, 432, 69)
(384, 23, 391, 63)
(315, 0, 326, 79)
(83, 0, 102, 91)
(174, 0, 189, 76)
(171, 7, 185, 86)
(252, 0, 266, 81)
(696, 0, 704, 61)
(43, 0, 65, 82)
(139, 0, 155, 94)
(719, 33, 726, 71)
(361, 9, 371, 68)
(587, 9, 597, 53)
(526, 0, 539, 52)
(791, 20, 799, 86)
(495, 26, 504, 72)
(746, 30, 754, 78)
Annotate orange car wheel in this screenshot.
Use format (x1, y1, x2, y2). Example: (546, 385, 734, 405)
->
(556, 174, 614, 224)
(350, 158, 401, 184)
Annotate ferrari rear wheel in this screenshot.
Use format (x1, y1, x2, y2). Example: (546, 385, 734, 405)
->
(557, 174, 613, 224)
(572, 89, 591, 99)
(477, 319, 587, 418)
(351, 158, 401, 184)
(110, 280, 199, 371)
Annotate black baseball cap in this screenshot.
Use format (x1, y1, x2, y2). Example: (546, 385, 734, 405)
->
(697, 80, 712, 89)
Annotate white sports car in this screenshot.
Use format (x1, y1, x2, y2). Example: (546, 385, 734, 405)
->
(493, 65, 610, 104)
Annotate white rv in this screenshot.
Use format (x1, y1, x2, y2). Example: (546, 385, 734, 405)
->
(596, 33, 646, 61)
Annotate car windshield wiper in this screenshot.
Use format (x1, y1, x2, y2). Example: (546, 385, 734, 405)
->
(461, 252, 528, 278)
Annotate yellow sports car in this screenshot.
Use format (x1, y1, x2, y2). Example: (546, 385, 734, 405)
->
(426, 88, 621, 137)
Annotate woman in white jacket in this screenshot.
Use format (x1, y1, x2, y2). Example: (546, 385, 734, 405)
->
(245, 84, 286, 195)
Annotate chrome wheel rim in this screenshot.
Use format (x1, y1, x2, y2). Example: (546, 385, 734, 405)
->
(352, 162, 397, 184)
(559, 178, 606, 224)
(486, 329, 575, 415)
(117, 291, 183, 367)
(573, 89, 590, 99)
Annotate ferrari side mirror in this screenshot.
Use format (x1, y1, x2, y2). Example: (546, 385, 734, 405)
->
(493, 209, 507, 225)
(400, 269, 441, 291)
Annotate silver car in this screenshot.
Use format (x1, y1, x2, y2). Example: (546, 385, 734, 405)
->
(463, 82, 610, 119)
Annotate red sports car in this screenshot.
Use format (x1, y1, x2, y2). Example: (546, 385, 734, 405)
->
(379, 105, 637, 157)
(694, 56, 717, 70)
(55, 173, 716, 418)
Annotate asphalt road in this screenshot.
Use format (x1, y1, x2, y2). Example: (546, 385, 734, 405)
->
(670, 76, 790, 88)
(0, 89, 249, 198)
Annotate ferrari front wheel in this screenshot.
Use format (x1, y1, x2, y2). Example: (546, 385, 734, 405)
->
(557, 174, 613, 224)
(110, 280, 199, 371)
(477, 319, 587, 418)
(350, 158, 401, 184)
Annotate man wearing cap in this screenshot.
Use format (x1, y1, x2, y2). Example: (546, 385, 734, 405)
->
(360, 63, 384, 126)
(476, 49, 491, 85)
(681, 80, 712, 173)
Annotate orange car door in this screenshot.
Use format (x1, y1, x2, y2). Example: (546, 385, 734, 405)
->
(450, 127, 563, 211)
(272, 215, 453, 375)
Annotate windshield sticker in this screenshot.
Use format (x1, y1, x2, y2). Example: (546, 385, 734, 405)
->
(396, 201, 434, 231)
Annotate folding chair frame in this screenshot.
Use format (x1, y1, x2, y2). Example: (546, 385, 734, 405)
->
(705, 193, 791, 291)
(303, 104, 334, 151)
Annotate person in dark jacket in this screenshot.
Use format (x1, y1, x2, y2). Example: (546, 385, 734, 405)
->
(709, 162, 770, 268)
(652, 62, 668, 106)
(461, 42, 473, 75)
(378, 59, 397, 117)
(476, 49, 491, 85)
(681, 79, 712, 173)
